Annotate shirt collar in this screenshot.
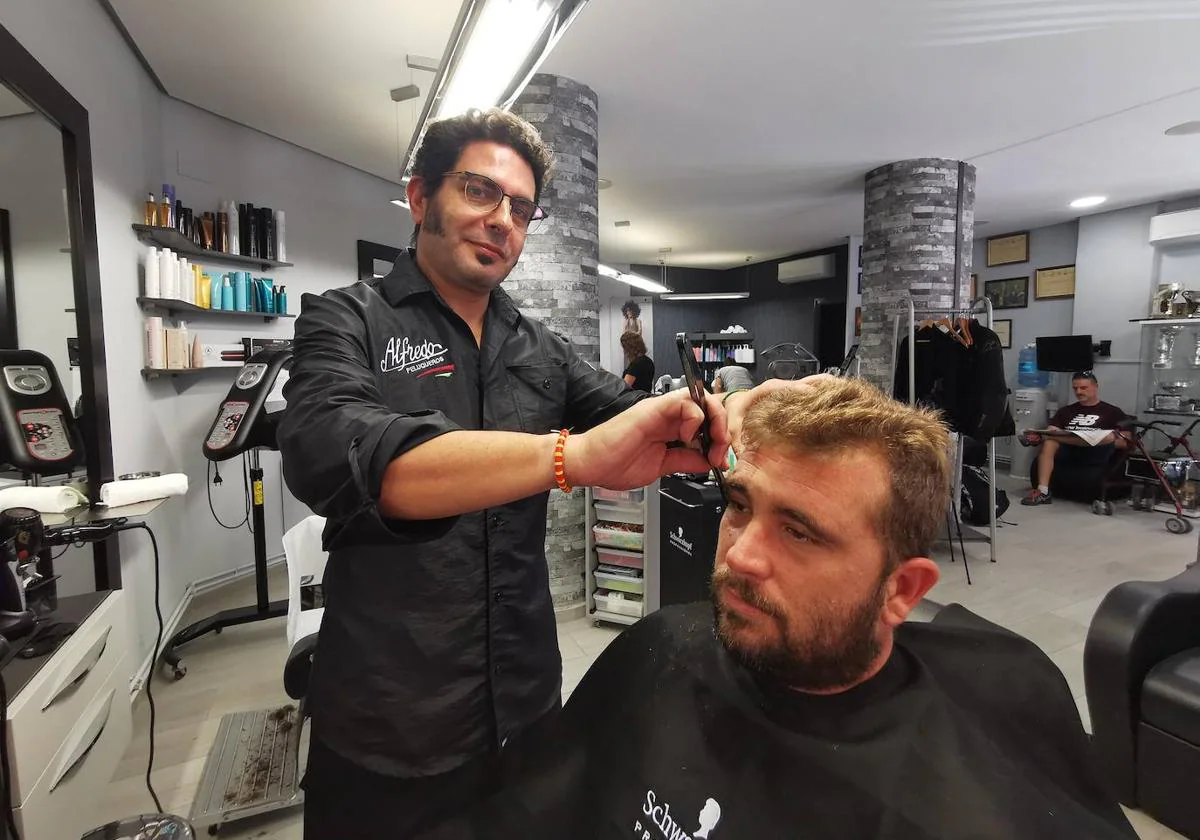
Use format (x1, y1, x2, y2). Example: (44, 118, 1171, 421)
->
(377, 248, 522, 329)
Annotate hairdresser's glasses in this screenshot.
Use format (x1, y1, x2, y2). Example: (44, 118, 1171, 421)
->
(444, 171, 547, 232)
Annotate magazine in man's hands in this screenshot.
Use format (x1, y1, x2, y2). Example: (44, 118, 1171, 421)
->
(1024, 428, 1112, 446)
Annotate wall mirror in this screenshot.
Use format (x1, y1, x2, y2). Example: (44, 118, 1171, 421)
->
(0, 23, 117, 590)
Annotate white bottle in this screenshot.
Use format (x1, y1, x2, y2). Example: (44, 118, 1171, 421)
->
(158, 248, 173, 300)
(178, 258, 189, 302)
(145, 246, 160, 298)
(145, 316, 165, 369)
(227, 201, 240, 255)
(274, 209, 286, 262)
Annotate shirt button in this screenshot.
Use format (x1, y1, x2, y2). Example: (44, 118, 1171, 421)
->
(494, 590, 503, 603)
(494, 664, 502, 674)
(542, 378, 552, 390)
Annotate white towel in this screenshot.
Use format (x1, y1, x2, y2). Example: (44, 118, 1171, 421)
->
(99, 473, 189, 507)
(0, 485, 88, 514)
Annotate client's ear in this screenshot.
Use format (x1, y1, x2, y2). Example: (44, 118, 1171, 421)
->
(880, 558, 939, 628)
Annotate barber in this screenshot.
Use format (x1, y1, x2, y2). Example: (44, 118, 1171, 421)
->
(276, 108, 729, 840)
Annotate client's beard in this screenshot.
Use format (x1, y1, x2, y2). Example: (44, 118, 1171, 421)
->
(712, 568, 888, 692)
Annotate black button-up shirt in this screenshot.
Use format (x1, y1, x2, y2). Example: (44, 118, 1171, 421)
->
(277, 250, 643, 777)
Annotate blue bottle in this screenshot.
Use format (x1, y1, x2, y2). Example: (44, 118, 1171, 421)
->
(1018, 343, 1050, 388)
(233, 272, 249, 312)
(221, 277, 234, 311)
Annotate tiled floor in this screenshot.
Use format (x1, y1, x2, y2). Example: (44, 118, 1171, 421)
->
(95, 475, 1196, 839)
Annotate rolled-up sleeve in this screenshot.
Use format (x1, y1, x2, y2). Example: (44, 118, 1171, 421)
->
(277, 291, 462, 525)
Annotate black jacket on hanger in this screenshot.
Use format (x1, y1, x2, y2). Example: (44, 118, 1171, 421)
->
(959, 319, 1013, 441)
(893, 326, 967, 428)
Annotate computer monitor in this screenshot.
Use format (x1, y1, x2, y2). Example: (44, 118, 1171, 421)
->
(1035, 335, 1094, 372)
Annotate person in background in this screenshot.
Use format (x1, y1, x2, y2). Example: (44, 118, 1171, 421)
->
(712, 363, 754, 397)
(277, 107, 730, 840)
(620, 331, 655, 393)
(622, 299, 643, 335)
(1020, 370, 1128, 506)
(420, 376, 1135, 840)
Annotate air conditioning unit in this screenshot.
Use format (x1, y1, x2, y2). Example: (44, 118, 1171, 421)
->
(777, 254, 835, 284)
(1149, 208, 1200, 247)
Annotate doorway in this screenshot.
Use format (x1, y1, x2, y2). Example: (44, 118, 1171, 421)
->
(815, 300, 846, 371)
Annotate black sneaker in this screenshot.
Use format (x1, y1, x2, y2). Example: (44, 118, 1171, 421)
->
(1021, 489, 1052, 506)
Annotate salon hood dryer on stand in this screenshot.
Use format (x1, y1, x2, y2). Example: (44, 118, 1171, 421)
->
(162, 348, 292, 680)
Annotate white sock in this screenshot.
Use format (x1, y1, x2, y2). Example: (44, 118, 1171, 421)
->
(1038, 485, 1050, 495)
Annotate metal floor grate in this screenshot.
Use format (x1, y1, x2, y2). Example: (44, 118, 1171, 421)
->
(189, 704, 305, 832)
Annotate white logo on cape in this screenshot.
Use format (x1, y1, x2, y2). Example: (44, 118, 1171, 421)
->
(634, 790, 722, 840)
(380, 336, 448, 375)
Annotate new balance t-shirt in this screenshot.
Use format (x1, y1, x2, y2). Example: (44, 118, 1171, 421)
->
(1051, 401, 1126, 466)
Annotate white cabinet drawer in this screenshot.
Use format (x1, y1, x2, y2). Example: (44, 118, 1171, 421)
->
(7, 591, 129, 805)
(13, 663, 133, 840)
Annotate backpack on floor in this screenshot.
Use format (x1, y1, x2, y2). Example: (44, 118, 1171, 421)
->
(960, 464, 1009, 525)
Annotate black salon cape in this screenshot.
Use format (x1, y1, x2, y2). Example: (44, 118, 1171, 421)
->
(422, 603, 1135, 840)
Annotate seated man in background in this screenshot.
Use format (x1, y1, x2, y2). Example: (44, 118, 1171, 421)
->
(711, 363, 754, 396)
(1021, 370, 1128, 506)
(424, 377, 1135, 840)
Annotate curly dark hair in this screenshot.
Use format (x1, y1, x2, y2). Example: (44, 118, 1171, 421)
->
(621, 299, 641, 319)
(409, 108, 554, 245)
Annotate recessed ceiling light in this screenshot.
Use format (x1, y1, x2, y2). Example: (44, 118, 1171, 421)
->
(1165, 121, 1200, 136)
(597, 178, 612, 190)
(391, 198, 410, 209)
(1070, 196, 1107, 209)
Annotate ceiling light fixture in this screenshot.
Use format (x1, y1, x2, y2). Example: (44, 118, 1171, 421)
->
(597, 178, 613, 190)
(391, 198, 410, 209)
(1165, 121, 1200, 136)
(401, 0, 590, 178)
(1069, 196, 1107, 209)
(598, 262, 672, 294)
(659, 292, 750, 301)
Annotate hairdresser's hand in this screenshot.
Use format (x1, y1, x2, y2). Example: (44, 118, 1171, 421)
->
(568, 389, 731, 490)
(723, 374, 842, 454)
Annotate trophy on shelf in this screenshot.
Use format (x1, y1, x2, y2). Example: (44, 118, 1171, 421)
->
(1154, 325, 1183, 368)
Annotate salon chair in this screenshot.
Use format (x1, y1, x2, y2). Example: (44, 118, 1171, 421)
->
(1085, 562, 1200, 838)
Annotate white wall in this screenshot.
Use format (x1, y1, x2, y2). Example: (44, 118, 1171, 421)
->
(0, 113, 75, 393)
(0, 0, 409, 683)
(1074, 205, 1159, 414)
(845, 235, 862, 355)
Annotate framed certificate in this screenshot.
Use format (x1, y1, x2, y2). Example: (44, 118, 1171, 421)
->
(986, 232, 1029, 267)
(1035, 264, 1076, 300)
(993, 319, 1012, 349)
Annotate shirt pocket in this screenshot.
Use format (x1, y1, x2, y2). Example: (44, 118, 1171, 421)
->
(506, 361, 567, 434)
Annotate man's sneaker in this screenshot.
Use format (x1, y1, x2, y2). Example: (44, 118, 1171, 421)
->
(1021, 489, 1052, 506)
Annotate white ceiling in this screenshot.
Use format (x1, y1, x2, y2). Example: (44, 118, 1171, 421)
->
(109, 0, 1200, 269)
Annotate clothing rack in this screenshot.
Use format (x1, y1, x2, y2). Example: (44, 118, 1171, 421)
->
(891, 296, 998, 565)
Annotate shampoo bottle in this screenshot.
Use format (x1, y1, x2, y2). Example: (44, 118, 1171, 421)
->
(144, 246, 160, 298)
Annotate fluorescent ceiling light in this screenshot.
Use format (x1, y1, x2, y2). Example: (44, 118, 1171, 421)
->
(1165, 121, 1200, 136)
(1070, 196, 1107, 209)
(597, 263, 671, 293)
(391, 198, 410, 209)
(401, 0, 590, 178)
(659, 292, 750, 301)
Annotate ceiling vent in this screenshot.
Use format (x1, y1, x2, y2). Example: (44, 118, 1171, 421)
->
(777, 254, 835, 284)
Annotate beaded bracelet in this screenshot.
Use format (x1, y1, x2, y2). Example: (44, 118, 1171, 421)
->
(554, 428, 572, 493)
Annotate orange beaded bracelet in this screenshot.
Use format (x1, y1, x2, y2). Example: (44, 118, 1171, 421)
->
(553, 428, 572, 493)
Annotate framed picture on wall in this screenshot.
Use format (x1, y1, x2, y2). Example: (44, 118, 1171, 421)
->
(854, 306, 862, 337)
(986, 232, 1029, 267)
(993, 319, 1012, 349)
(984, 276, 1029, 310)
(1035, 264, 1076, 300)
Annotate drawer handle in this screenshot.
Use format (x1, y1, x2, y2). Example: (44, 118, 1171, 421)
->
(49, 688, 114, 791)
(42, 626, 110, 711)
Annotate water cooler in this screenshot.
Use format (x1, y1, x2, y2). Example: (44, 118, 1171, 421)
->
(1010, 388, 1049, 478)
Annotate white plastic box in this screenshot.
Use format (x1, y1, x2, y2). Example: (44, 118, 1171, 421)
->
(594, 590, 643, 617)
(594, 501, 644, 525)
(594, 570, 644, 594)
(593, 487, 645, 503)
(592, 524, 644, 552)
(595, 546, 643, 569)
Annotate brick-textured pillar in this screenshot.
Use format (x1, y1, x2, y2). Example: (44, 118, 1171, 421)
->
(510, 74, 599, 611)
(860, 159, 976, 390)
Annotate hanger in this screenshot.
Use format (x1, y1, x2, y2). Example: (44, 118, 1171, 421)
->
(956, 317, 973, 346)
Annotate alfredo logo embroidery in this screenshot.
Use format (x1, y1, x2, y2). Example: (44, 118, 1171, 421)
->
(380, 336, 455, 379)
(635, 790, 722, 840)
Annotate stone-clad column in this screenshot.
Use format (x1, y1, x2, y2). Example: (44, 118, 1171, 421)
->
(859, 159, 976, 390)
(510, 74, 599, 613)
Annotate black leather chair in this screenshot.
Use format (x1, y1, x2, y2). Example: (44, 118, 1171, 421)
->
(1085, 562, 1200, 838)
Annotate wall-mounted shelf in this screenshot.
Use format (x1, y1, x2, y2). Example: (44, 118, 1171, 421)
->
(141, 367, 236, 380)
(1131, 318, 1200, 326)
(137, 296, 292, 322)
(132, 224, 292, 271)
(685, 332, 754, 342)
(699, 359, 755, 366)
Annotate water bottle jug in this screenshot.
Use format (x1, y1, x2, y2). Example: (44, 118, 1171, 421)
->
(1017, 343, 1050, 388)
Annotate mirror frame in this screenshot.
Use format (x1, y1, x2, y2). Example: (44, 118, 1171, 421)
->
(0, 23, 119, 589)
